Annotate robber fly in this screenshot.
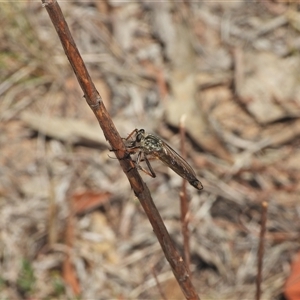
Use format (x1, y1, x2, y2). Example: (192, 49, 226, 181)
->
(124, 129, 203, 190)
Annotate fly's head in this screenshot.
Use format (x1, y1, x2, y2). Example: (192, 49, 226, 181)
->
(124, 129, 145, 149)
(135, 129, 146, 144)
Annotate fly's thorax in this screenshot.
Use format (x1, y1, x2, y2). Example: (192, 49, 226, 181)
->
(142, 135, 163, 154)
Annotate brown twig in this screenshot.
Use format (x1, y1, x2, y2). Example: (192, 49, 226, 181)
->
(151, 266, 167, 300)
(256, 201, 268, 300)
(179, 115, 192, 278)
(41, 1, 199, 299)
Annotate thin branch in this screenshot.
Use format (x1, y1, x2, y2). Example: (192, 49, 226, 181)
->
(179, 115, 192, 278)
(41, 1, 199, 299)
(151, 266, 167, 300)
(256, 201, 268, 300)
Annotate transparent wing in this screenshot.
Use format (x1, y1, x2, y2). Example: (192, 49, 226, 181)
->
(155, 141, 196, 177)
(158, 142, 203, 190)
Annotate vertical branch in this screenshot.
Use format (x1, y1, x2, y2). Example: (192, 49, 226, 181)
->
(256, 201, 268, 300)
(151, 266, 167, 300)
(179, 115, 191, 278)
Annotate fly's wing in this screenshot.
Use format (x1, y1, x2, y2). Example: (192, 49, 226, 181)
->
(154, 141, 203, 190)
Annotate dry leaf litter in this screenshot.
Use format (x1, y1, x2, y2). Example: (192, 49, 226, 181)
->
(0, 1, 300, 299)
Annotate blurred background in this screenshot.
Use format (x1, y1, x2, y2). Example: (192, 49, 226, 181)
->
(1, 1, 300, 299)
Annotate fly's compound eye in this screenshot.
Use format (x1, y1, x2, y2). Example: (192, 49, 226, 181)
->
(136, 133, 142, 142)
(136, 129, 145, 143)
(135, 133, 143, 143)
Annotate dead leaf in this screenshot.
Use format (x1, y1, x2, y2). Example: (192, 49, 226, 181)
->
(238, 52, 300, 124)
(20, 111, 106, 147)
(72, 191, 112, 215)
(62, 255, 81, 296)
(63, 208, 81, 296)
(284, 252, 300, 300)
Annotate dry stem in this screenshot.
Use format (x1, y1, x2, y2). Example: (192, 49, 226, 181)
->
(180, 115, 192, 278)
(256, 201, 268, 300)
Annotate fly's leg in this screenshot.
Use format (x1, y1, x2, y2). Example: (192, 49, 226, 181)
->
(143, 154, 156, 178)
(126, 146, 141, 154)
(122, 129, 139, 149)
(124, 128, 139, 142)
(123, 129, 156, 178)
(126, 128, 139, 140)
(109, 143, 137, 160)
(109, 129, 139, 156)
(134, 151, 156, 178)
